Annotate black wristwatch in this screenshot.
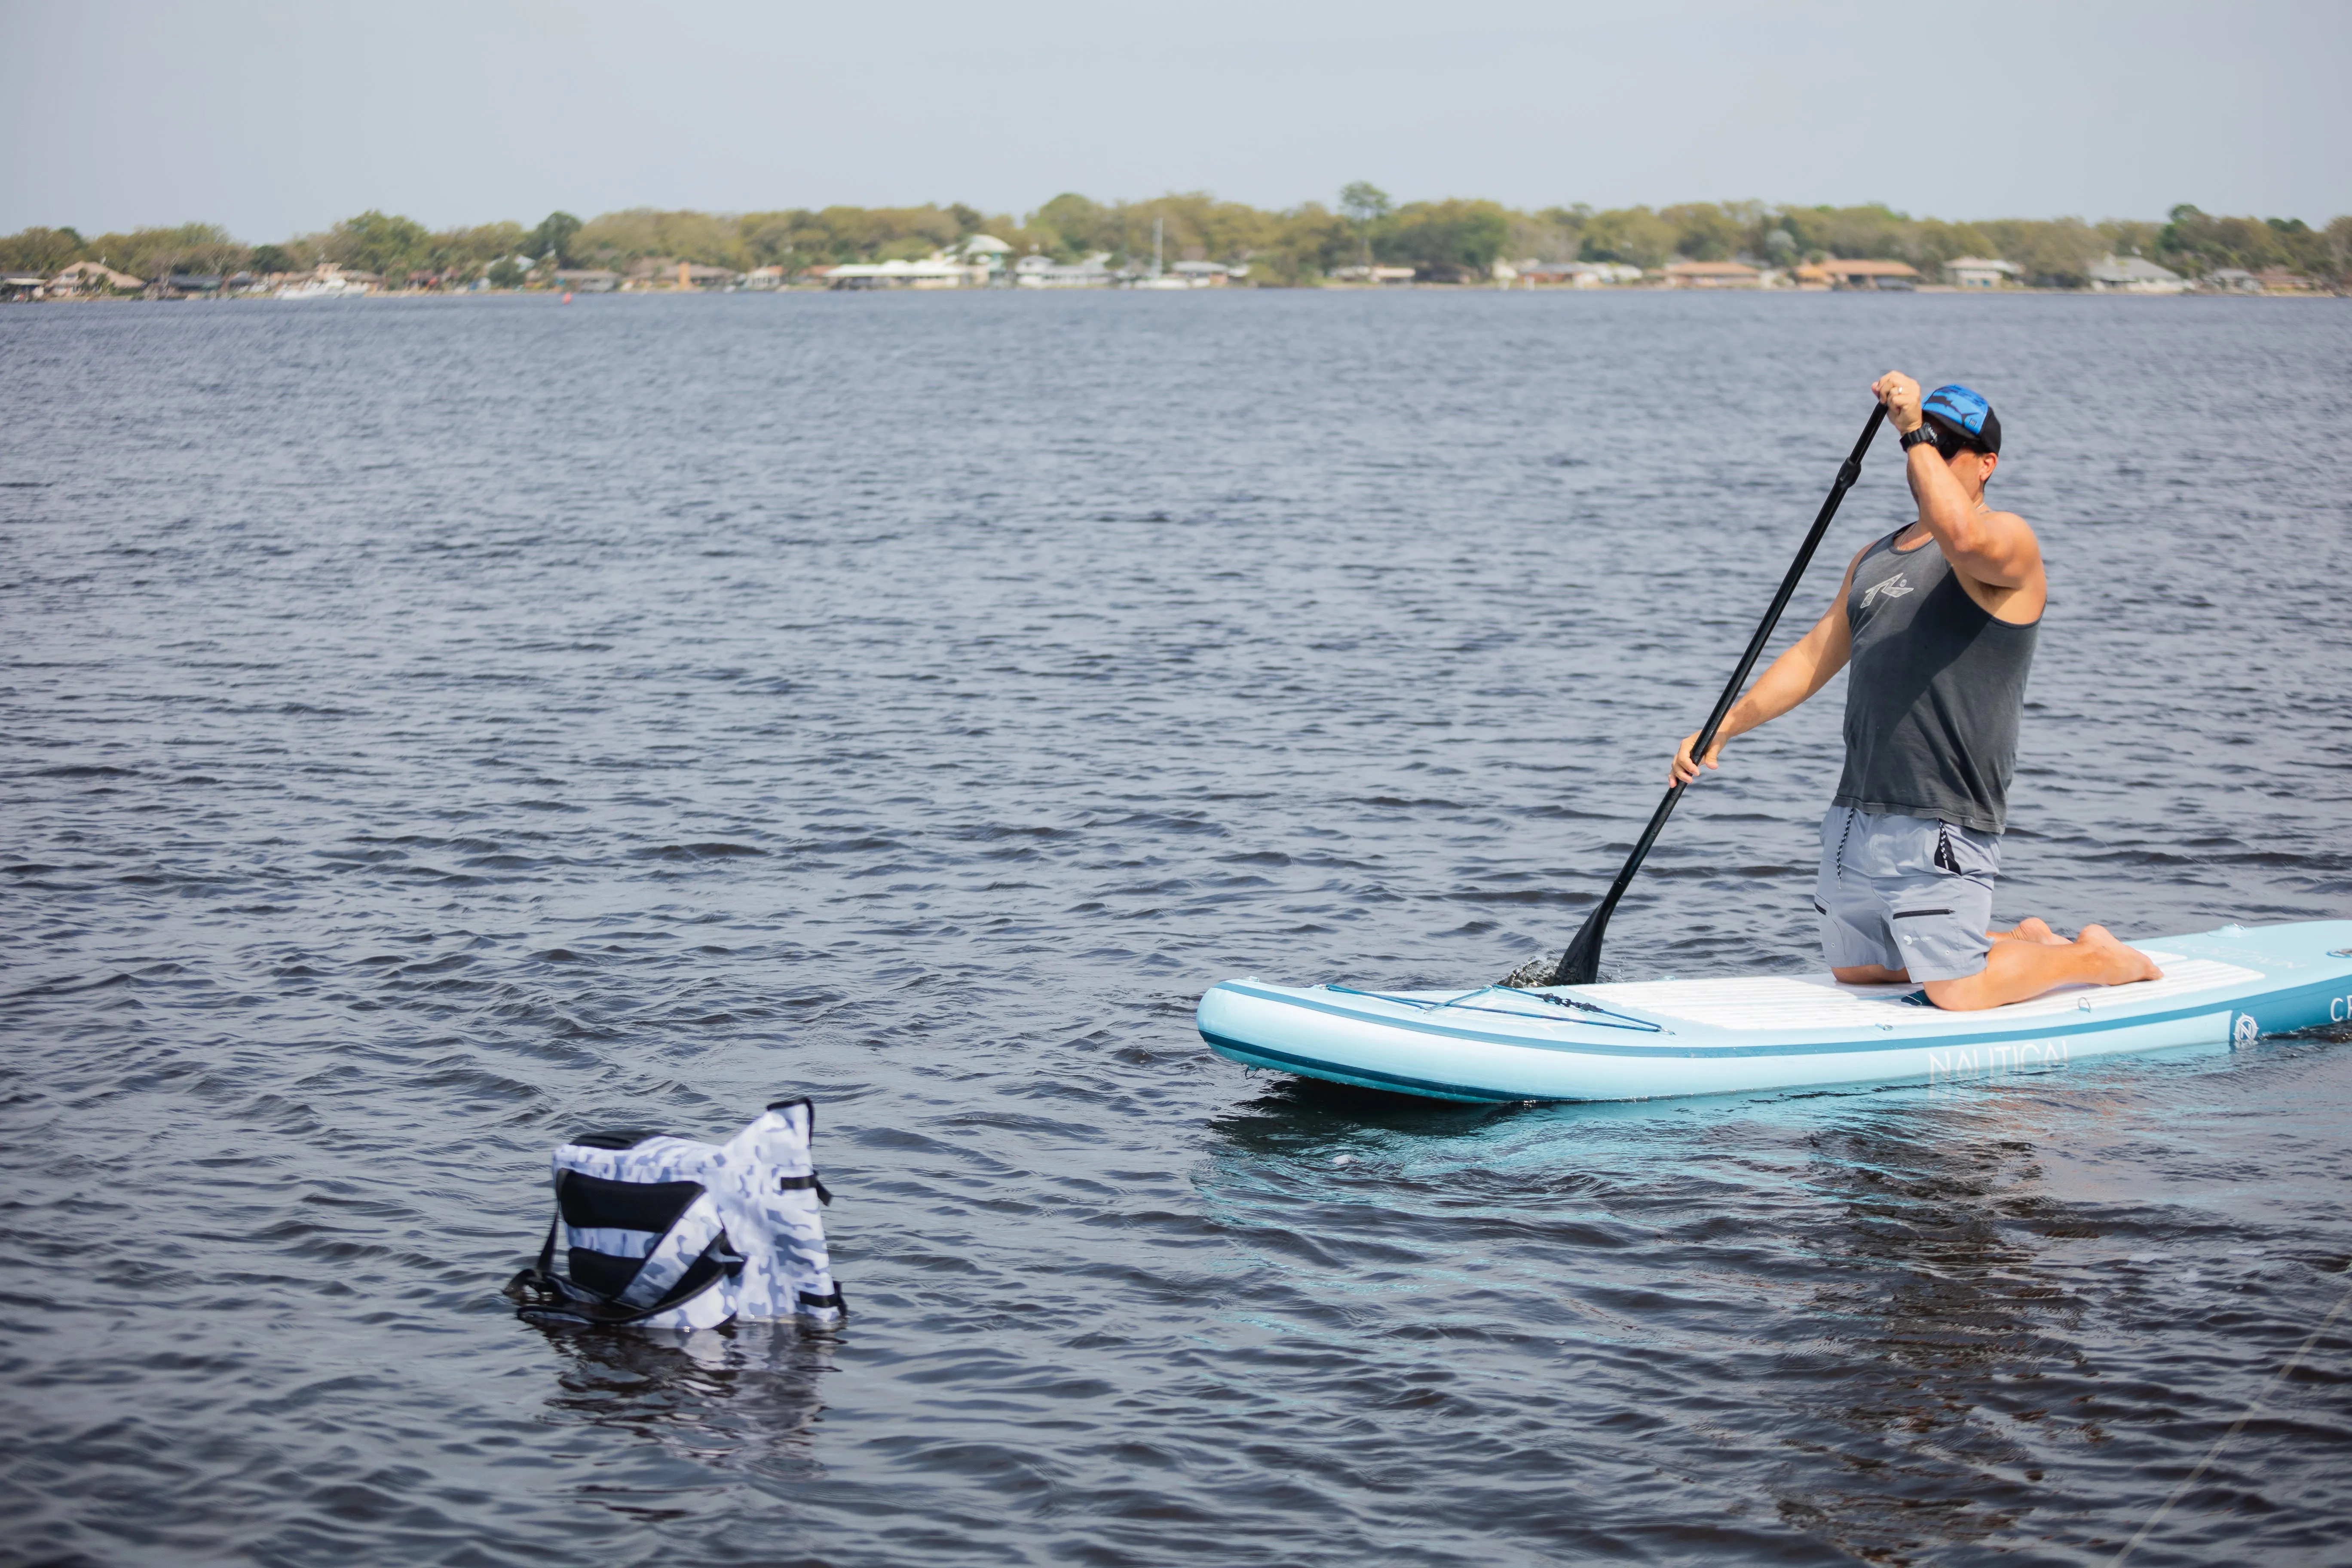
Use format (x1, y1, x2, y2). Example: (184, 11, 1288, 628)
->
(1900, 424, 1941, 451)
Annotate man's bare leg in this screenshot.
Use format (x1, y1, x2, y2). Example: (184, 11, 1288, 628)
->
(1834, 963, 1911, 984)
(1923, 925, 2162, 1011)
(1833, 919, 2072, 986)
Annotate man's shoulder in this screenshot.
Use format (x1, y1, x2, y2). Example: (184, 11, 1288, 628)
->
(1945, 507, 2041, 564)
(1987, 508, 2043, 565)
(1943, 507, 2046, 616)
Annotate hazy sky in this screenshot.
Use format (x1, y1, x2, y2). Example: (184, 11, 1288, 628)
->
(5, 0, 2346, 239)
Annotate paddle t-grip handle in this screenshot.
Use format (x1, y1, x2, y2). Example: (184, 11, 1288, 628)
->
(1546, 402, 1888, 988)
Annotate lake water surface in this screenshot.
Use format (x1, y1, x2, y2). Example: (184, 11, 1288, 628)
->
(3, 291, 2349, 1565)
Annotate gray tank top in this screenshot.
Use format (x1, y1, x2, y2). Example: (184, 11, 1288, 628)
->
(1833, 528, 2039, 833)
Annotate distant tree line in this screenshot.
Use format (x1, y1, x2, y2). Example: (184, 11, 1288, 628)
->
(7, 193, 2349, 289)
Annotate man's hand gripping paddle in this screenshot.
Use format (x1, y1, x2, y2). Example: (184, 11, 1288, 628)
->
(1508, 404, 1887, 989)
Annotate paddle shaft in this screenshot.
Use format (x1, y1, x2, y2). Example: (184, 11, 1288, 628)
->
(1546, 403, 1888, 987)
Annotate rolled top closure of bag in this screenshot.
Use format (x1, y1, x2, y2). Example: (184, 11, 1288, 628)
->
(570, 1129, 665, 1150)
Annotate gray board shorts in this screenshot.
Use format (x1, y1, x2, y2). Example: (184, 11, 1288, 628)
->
(1816, 805, 2000, 983)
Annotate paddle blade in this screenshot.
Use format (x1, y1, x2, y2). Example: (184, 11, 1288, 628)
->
(1547, 914, 1602, 987)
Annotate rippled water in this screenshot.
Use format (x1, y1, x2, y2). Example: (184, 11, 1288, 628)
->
(4, 292, 2349, 1566)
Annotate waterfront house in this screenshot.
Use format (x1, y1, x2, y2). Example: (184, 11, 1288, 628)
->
(1943, 257, 2019, 289)
(2205, 268, 2261, 292)
(276, 263, 377, 298)
(3, 274, 45, 300)
(1127, 258, 1246, 289)
(1327, 264, 1418, 284)
(1664, 259, 1761, 288)
(2088, 255, 2187, 293)
(825, 254, 992, 289)
(1500, 260, 1648, 288)
(624, 258, 733, 290)
(2247, 269, 2318, 292)
(741, 265, 785, 290)
(1510, 260, 1579, 285)
(1013, 252, 1115, 288)
(47, 260, 145, 296)
(1563, 261, 1643, 287)
(1805, 259, 1920, 291)
(959, 235, 1012, 277)
(555, 269, 622, 292)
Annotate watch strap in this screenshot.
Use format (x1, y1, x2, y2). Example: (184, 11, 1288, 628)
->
(1900, 423, 1941, 450)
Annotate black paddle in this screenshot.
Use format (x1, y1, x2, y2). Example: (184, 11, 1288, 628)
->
(1532, 402, 1889, 989)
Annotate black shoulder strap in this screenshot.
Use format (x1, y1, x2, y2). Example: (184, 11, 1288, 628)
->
(499, 1213, 560, 1304)
(503, 1210, 741, 1329)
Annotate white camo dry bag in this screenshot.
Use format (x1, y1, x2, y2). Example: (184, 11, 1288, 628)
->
(505, 1098, 846, 1331)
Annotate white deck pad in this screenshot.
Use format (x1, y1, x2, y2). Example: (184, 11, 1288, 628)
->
(1578, 952, 2261, 1032)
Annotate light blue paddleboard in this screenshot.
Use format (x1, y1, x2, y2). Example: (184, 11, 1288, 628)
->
(1197, 921, 2352, 1103)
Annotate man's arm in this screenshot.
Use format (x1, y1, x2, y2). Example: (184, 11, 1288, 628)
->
(1669, 543, 1866, 786)
(1872, 371, 2040, 589)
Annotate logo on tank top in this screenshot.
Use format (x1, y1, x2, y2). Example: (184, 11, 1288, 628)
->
(1862, 573, 1914, 608)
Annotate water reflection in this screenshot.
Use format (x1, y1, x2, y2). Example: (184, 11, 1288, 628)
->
(1196, 1078, 2120, 1561)
(1773, 1105, 2087, 1559)
(1204, 1077, 1518, 1157)
(536, 1319, 840, 1475)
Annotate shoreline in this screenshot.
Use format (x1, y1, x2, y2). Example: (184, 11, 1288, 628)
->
(9, 283, 2341, 304)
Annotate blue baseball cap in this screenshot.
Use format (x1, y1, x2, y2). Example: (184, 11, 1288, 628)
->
(1921, 383, 2001, 454)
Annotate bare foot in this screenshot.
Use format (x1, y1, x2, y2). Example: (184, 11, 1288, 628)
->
(2077, 925, 2164, 985)
(2012, 917, 2070, 946)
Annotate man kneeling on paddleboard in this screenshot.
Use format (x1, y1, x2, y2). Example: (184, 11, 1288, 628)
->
(1670, 374, 2162, 1011)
